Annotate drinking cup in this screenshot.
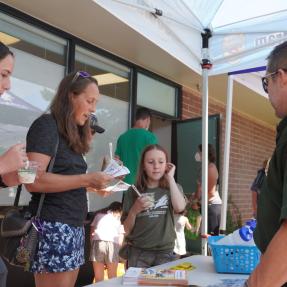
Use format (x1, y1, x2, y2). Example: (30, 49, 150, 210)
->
(18, 161, 38, 184)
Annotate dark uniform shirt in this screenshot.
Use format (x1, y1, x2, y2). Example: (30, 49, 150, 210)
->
(26, 114, 88, 227)
(254, 117, 287, 253)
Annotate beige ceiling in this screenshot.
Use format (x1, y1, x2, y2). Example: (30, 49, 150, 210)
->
(2, 0, 279, 128)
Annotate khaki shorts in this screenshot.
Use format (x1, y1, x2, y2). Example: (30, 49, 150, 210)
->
(90, 240, 120, 264)
(127, 246, 175, 268)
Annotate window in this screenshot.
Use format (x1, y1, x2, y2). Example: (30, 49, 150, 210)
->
(0, 12, 66, 206)
(137, 72, 178, 117)
(75, 46, 130, 211)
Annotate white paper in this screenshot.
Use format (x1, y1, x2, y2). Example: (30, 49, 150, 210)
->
(105, 180, 130, 192)
(103, 159, 130, 177)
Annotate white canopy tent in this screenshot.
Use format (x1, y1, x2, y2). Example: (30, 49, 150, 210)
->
(95, 0, 287, 254)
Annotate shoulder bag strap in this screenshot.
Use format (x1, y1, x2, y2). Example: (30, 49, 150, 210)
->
(35, 118, 59, 217)
(13, 116, 59, 216)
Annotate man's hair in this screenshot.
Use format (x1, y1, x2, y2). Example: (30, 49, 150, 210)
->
(0, 42, 14, 61)
(267, 41, 287, 73)
(135, 107, 151, 121)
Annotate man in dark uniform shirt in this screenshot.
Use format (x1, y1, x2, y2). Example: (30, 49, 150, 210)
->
(246, 41, 287, 287)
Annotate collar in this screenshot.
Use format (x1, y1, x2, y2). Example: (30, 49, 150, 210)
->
(276, 117, 287, 143)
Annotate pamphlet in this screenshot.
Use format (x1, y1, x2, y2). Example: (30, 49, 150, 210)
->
(122, 267, 142, 285)
(103, 159, 130, 177)
(169, 262, 196, 271)
(207, 279, 246, 287)
(122, 267, 188, 286)
(105, 179, 130, 192)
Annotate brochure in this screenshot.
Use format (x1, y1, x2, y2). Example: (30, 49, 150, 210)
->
(105, 179, 130, 192)
(122, 267, 188, 286)
(103, 159, 130, 177)
(207, 279, 247, 287)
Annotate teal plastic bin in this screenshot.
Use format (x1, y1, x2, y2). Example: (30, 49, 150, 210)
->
(208, 236, 261, 274)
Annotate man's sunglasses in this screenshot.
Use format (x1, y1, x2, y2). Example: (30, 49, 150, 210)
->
(261, 68, 287, 94)
(71, 71, 91, 84)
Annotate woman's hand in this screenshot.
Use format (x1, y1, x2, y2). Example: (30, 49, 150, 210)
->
(87, 187, 112, 197)
(87, 172, 114, 189)
(0, 143, 28, 174)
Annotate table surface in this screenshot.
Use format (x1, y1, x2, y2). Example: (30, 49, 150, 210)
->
(84, 255, 248, 287)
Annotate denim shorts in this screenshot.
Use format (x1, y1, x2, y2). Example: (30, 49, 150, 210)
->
(30, 220, 85, 273)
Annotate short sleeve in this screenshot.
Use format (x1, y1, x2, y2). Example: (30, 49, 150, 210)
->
(121, 188, 137, 223)
(26, 114, 58, 157)
(148, 132, 158, 145)
(91, 213, 102, 227)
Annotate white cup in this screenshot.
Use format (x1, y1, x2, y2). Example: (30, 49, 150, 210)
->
(18, 161, 38, 184)
(143, 192, 155, 209)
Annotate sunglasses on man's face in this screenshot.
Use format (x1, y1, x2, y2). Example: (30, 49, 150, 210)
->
(71, 71, 91, 84)
(261, 68, 287, 94)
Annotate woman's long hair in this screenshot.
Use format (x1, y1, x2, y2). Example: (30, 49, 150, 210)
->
(136, 144, 169, 192)
(49, 72, 98, 154)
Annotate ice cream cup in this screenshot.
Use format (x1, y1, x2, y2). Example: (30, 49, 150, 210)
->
(18, 161, 39, 184)
(143, 192, 155, 209)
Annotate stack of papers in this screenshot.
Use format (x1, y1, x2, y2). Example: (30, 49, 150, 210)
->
(207, 279, 247, 287)
(122, 267, 188, 286)
(105, 180, 130, 192)
(103, 159, 130, 192)
(103, 159, 130, 177)
(122, 267, 142, 285)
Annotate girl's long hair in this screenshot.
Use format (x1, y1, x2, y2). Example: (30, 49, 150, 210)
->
(49, 72, 98, 154)
(136, 144, 169, 192)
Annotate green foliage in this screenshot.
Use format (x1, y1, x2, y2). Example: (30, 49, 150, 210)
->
(226, 195, 242, 234)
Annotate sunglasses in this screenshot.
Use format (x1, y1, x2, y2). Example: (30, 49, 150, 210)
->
(71, 71, 91, 84)
(261, 68, 287, 93)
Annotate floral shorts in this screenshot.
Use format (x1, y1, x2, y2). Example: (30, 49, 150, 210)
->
(30, 220, 85, 273)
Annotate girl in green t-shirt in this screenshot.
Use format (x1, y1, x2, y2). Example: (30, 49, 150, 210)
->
(121, 144, 187, 268)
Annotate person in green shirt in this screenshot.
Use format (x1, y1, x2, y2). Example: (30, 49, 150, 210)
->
(115, 107, 158, 184)
(246, 41, 287, 287)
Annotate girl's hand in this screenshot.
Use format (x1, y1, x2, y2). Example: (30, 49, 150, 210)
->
(131, 196, 152, 215)
(87, 172, 114, 189)
(165, 163, 176, 180)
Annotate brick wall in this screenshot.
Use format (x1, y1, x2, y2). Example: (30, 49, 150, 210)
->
(182, 88, 276, 222)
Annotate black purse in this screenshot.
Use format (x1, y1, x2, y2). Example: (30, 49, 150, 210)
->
(0, 131, 59, 270)
(0, 187, 45, 270)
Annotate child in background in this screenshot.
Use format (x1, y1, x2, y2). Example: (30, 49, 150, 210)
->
(90, 201, 124, 282)
(121, 144, 187, 268)
(174, 210, 192, 258)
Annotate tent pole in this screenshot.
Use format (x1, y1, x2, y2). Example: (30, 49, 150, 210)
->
(201, 67, 209, 256)
(220, 75, 234, 233)
(201, 29, 212, 256)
